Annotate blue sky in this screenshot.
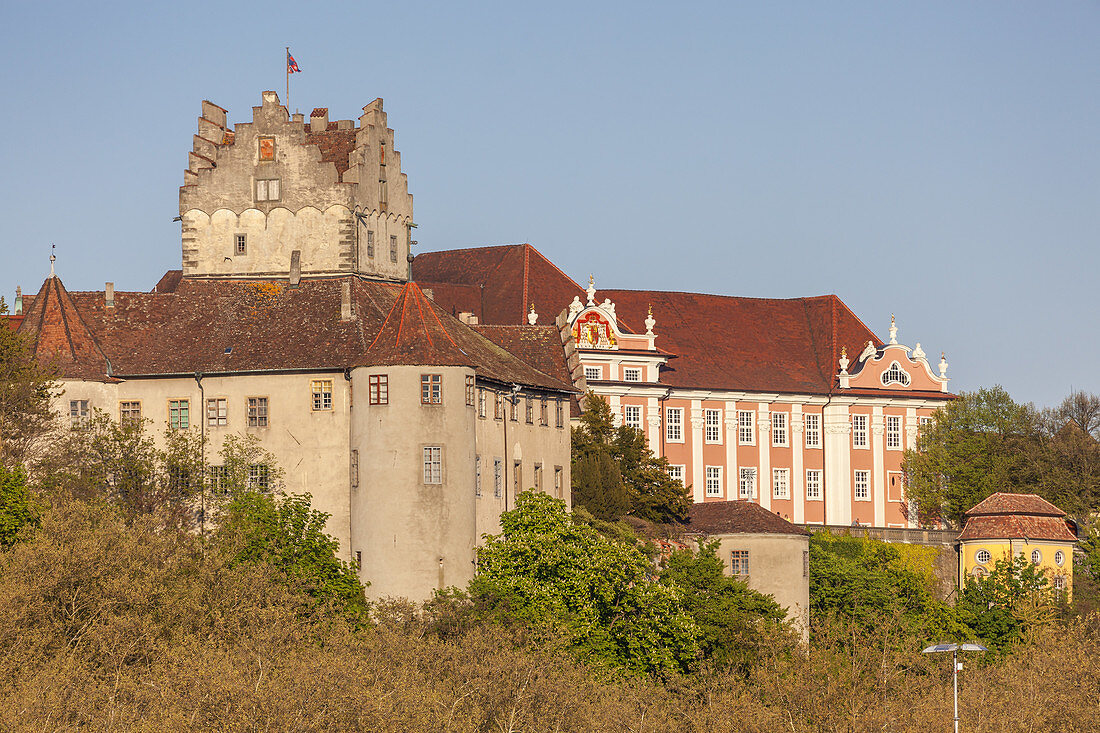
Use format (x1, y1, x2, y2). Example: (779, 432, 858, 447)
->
(1, 1, 1096, 407)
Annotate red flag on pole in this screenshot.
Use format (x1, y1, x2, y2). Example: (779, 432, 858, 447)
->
(287, 50, 301, 74)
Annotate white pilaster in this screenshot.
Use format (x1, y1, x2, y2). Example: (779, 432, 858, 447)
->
(905, 407, 919, 527)
(871, 406, 885, 527)
(791, 403, 805, 524)
(690, 399, 704, 503)
(823, 404, 851, 525)
(724, 401, 738, 499)
(757, 403, 771, 511)
(646, 396, 661, 458)
(608, 394, 622, 428)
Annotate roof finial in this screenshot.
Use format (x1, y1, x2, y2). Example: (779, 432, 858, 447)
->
(527, 303, 538, 326)
(839, 345, 850, 375)
(939, 352, 949, 379)
(888, 314, 897, 345)
(586, 275, 596, 306)
(49, 244, 56, 278)
(644, 304, 656, 336)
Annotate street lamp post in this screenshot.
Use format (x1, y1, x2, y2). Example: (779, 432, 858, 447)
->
(921, 642, 988, 733)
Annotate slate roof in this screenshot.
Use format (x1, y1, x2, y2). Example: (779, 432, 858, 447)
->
(958, 493, 1077, 542)
(16, 275, 575, 393)
(415, 243, 929, 396)
(683, 500, 811, 537)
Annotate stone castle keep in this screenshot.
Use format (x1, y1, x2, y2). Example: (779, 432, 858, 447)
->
(181, 91, 414, 281)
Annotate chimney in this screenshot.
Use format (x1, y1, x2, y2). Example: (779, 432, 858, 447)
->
(289, 250, 301, 288)
(458, 312, 479, 325)
(310, 107, 329, 133)
(341, 280, 353, 321)
(14, 286, 22, 315)
(291, 112, 304, 124)
(105, 282, 114, 308)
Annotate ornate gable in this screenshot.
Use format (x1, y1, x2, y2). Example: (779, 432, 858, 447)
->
(839, 315, 949, 393)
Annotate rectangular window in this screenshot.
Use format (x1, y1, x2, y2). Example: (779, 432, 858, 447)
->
(420, 374, 442, 405)
(311, 380, 334, 411)
(705, 409, 721, 443)
(554, 466, 563, 498)
(730, 550, 750, 576)
(423, 447, 442, 484)
(668, 465, 685, 483)
(350, 449, 359, 489)
(584, 365, 601, 381)
(533, 463, 542, 492)
(666, 408, 683, 442)
(465, 375, 476, 407)
(919, 416, 932, 430)
(369, 374, 388, 405)
(773, 468, 790, 500)
(255, 178, 280, 201)
(69, 399, 89, 430)
(248, 464, 270, 491)
(854, 469, 870, 500)
(494, 392, 504, 420)
(806, 469, 822, 500)
(235, 233, 247, 256)
(525, 396, 534, 424)
(624, 405, 642, 430)
(513, 461, 521, 494)
(772, 412, 788, 447)
(540, 396, 548, 426)
(738, 410, 755, 445)
(510, 395, 518, 422)
(366, 230, 375, 258)
(803, 550, 810, 578)
(493, 459, 503, 498)
(477, 388, 487, 418)
(705, 466, 722, 497)
(168, 399, 190, 430)
(120, 400, 142, 427)
(246, 397, 268, 428)
(475, 455, 482, 497)
(207, 465, 229, 495)
(886, 416, 902, 449)
(207, 398, 227, 427)
(556, 399, 565, 428)
(804, 413, 821, 448)
(852, 414, 868, 448)
(623, 367, 641, 382)
(739, 467, 757, 499)
(389, 235, 398, 263)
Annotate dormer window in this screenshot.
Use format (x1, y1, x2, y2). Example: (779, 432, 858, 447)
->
(881, 361, 911, 387)
(255, 178, 280, 202)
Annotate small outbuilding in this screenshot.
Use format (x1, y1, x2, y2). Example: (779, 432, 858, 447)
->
(683, 501, 811, 639)
(957, 492, 1076, 598)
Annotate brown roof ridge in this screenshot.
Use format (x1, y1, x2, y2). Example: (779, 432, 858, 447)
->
(601, 287, 845, 304)
(965, 492, 1067, 518)
(419, 243, 528, 255)
(522, 242, 585, 292)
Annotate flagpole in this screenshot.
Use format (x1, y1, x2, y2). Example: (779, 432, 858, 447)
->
(285, 47, 290, 111)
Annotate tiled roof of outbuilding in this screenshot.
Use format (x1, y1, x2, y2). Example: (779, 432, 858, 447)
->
(684, 500, 811, 537)
(958, 493, 1076, 542)
(17, 276, 575, 392)
(964, 493, 1065, 518)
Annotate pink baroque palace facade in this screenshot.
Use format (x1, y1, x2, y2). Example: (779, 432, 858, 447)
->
(415, 243, 955, 529)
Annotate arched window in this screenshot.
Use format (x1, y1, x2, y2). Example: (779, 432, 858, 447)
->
(881, 361, 911, 387)
(1030, 549, 1042, 564)
(975, 549, 991, 565)
(1055, 550, 1066, 567)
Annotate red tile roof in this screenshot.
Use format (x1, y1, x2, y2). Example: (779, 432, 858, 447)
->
(17, 276, 574, 392)
(964, 492, 1066, 518)
(415, 244, 585, 326)
(684, 500, 811, 537)
(416, 243, 956, 398)
(17, 277, 111, 380)
(471, 325, 573, 387)
(958, 493, 1077, 542)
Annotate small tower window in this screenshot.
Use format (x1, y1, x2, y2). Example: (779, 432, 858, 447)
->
(390, 235, 398, 263)
(235, 234, 247, 255)
(255, 178, 280, 202)
(366, 230, 375, 258)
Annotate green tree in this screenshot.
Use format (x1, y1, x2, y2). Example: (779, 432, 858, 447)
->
(903, 386, 1038, 526)
(572, 392, 691, 523)
(470, 490, 699, 677)
(0, 463, 37, 547)
(661, 540, 788, 673)
(217, 490, 368, 621)
(0, 327, 56, 467)
(955, 554, 1058, 654)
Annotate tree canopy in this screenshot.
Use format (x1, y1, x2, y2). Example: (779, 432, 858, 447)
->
(571, 392, 691, 523)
